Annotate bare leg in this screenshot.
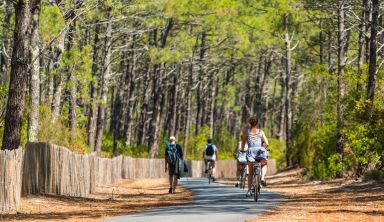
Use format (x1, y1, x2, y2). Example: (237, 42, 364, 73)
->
(172, 176, 178, 193)
(261, 160, 268, 181)
(247, 162, 254, 193)
(169, 175, 173, 188)
(204, 159, 208, 172)
(261, 165, 268, 180)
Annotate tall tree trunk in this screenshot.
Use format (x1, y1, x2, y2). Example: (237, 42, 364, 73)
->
(319, 19, 324, 64)
(28, 1, 41, 142)
(284, 14, 293, 167)
(278, 63, 286, 140)
(123, 43, 137, 146)
(2, 0, 39, 150)
(88, 22, 100, 151)
(241, 65, 252, 125)
(195, 32, 206, 135)
(208, 70, 217, 138)
(148, 19, 173, 158)
(357, 0, 368, 91)
(261, 54, 272, 127)
(367, 0, 379, 106)
(183, 60, 193, 160)
(67, 14, 77, 134)
(136, 60, 150, 146)
(95, 12, 112, 154)
(336, 1, 347, 176)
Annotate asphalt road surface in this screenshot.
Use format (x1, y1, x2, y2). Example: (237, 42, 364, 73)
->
(103, 178, 281, 222)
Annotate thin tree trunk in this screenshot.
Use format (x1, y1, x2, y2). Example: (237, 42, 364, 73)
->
(278, 66, 285, 140)
(67, 15, 77, 134)
(195, 32, 206, 135)
(184, 60, 193, 160)
(95, 12, 112, 154)
(357, 0, 368, 91)
(284, 14, 293, 167)
(208, 70, 217, 138)
(148, 19, 173, 158)
(88, 22, 100, 151)
(367, 0, 379, 105)
(28, 1, 41, 142)
(336, 1, 347, 176)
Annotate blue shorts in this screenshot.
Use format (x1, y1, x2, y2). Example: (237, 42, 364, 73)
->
(246, 147, 269, 162)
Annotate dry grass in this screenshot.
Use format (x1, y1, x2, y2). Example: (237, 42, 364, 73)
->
(0, 178, 192, 222)
(249, 169, 384, 222)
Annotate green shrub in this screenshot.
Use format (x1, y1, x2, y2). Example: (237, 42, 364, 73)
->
(38, 105, 89, 153)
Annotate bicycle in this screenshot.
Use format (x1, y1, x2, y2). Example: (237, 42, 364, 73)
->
(238, 163, 247, 189)
(206, 161, 214, 184)
(251, 161, 262, 202)
(235, 151, 248, 189)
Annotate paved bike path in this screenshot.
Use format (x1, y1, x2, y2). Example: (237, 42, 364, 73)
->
(103, 178, 282, 222)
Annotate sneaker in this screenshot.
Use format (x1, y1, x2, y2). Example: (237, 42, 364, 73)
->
(235, 182, 239, 188)
(172, 188, 176, 194)
(261, 179, 267, 187)
(168, 188, 172, 194)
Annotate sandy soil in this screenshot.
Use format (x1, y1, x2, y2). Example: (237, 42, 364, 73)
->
(0, 178, 192, 222)
(248, 168, 384, 222)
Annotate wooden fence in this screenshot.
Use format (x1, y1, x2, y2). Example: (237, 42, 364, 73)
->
(22, 142, 96, 197)
(0, 149, 24, 212)
(122, 157, 166, 179)
(1, 142, 278, 212)
(96, 155, 123, 186)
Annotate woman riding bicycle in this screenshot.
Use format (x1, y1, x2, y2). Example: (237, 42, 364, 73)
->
(240, 116, 269, 196)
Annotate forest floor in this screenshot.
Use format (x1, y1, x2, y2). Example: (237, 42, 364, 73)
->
(221, 168, 384, 222)
(0, 178, 192, 222)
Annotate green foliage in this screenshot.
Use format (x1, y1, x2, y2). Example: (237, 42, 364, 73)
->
(364, 169, 384, 182)
(40, 2, 65, 43)
(187, 125, 212, 160)
(100, 132, 150, 158)
(37, 106, 89, 153)
(268, 137, 286, 170)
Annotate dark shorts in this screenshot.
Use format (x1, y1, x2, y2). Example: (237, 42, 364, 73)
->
(246, 147, 269, 162)
(168, 164, 178, 176)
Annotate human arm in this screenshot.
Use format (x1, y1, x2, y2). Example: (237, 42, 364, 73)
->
(214, 145, 218, 160)
(261, 130, 269, 150)
(240, 129, 246, 151)
(165, 145, 168, 172)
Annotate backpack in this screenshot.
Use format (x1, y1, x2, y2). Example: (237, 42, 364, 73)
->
(205, 144, 215, 156)
(166, 145, 179, 165)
